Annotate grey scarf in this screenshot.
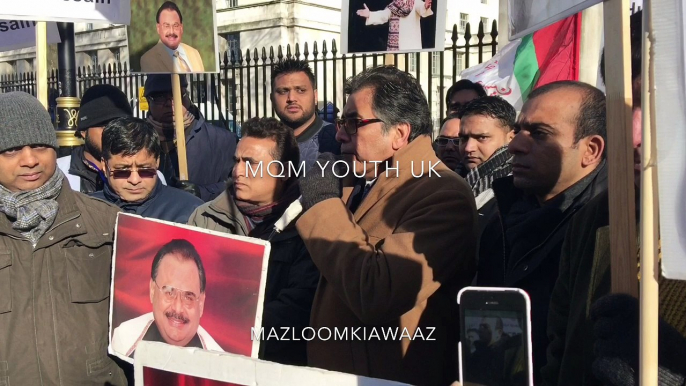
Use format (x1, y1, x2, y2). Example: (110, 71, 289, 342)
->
(0, 169, 64, 247)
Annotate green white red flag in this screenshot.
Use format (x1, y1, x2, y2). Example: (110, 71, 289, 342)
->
(461, 13, 582, 110)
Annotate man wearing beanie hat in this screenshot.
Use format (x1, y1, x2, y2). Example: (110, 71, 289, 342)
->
(57, 84, 157, 194)
(145, 74, 236, 201)
(0, 92, 127, 385)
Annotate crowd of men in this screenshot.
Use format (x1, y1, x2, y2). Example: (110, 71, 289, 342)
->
(1, 9, 685, 386)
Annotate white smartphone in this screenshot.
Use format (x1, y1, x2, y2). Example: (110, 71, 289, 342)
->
(457, 287, 533, 386)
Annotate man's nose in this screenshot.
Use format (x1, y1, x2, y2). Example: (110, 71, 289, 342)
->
(128, 170, 143, 185)
(335, 127, 349, 143)
(508, 132, 529, 155)
(18, 147, 39, 168)
(446, 140, 458, 151)
(171, 293, 185, 311)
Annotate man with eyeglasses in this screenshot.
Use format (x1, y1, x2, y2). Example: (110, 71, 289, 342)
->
(140, 1, 204, 73)
(445, 79, 487, 116)
(91, 117, 203, 223)
(144, 74, 236, 201)
(111, 239, 222, 356)
(435, 113, 462, 172)
(296, 66, 478, 385)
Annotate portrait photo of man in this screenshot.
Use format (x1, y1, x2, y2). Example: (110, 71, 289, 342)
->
(111, 239, 223, 357)
(139, 1, 206, 73)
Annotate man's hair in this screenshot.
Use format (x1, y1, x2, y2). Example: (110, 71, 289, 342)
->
(600, 10, 642, 84)
(151, 239, 206, 293)
(241, 117, 300, 167)
(445, 79, 487, 105)
(156, 1, 183, 23)
(271, 59, 316, 90)
(527, 81, 607, 148)
(457, 96, 515, 131)
(345, 66, 432, 141)
(440, 112, 460, 128)
(101, 117, 162, 161)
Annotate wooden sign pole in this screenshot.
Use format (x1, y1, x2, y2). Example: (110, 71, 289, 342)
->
(639, 2, 659, 384)
(171, 73, 189, 180)
(603, 0, 639, 297)
(35, 21, 48, 109)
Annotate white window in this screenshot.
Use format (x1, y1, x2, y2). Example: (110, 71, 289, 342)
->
(457, 53, 464, 71)
(225, 0, 237, 7)
(481, 0, 487, 4)
(86, 23, 94, 31)
(460, 13, 469, 33)
(409, 53, 417, 72)
(481, 17, 489, 29)
(89, 52, 98, 69)
(431, 51, 440, 74)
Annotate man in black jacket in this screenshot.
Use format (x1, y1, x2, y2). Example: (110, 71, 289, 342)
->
(188, 117, 319, 366)
(145, 74, 237, 201)
(476, 81, 608, 382)
(92, 117, 203, 223)
(57, 84, 134, 194)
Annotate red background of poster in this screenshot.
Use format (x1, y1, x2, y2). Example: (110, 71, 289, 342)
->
(143, 367, 245, 386)
(111, 214, 267, 356)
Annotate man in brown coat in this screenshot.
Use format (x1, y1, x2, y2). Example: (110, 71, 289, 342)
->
(0, 92, 126, 385)
(297, 66, 478, 385)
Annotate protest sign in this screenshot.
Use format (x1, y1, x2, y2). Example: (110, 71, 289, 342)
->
(341, 0, 447, 54)
(134, 341, 409, 386)
(509, 0, 600, 40)
(128, 0, 219, 74)
(461, 14, 580, 110)
(0, 0, 131, 25)
(108, 213, 271, 363)
(0, 20, 60, 52)
(653, 0, 686, 280)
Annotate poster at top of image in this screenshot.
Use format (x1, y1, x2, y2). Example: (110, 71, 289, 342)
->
(0, 0, 131, 25)
(127, 0, 219, 74)
(341, 0, 447, 54)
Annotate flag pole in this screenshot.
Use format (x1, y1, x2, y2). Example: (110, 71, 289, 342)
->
(35, 21, 48, 109)
(639, 1, 659, 384)
(172, 73, 189, 180)
(603, 0, 639, 297)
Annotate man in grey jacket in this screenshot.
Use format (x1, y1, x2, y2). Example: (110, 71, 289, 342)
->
(0, 92, 126, 385)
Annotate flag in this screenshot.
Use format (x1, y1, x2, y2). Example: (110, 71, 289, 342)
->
(461, 13, 581, 110)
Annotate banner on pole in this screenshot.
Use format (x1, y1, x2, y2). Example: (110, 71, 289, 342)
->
(0, 0, 131, 25)
(654, 0, 686, 280)
(462, 14, 581, 110)
(0, 21, 60, 52)
(509, 0, 600, 40)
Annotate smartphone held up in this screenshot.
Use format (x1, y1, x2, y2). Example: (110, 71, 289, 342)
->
(458, 287, 533, 386)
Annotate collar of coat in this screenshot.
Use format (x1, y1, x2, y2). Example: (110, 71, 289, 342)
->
(203, 185, 300, 242)
(102, 177, 163, 212)
(341, 135, 443, 220)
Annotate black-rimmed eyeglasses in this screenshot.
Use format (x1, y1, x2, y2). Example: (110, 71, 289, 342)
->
(335, 118, 384, 135)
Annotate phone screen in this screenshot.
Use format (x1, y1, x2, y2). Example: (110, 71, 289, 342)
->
(460, 289, 531, 386)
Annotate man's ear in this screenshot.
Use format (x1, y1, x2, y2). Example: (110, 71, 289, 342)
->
(581, 134, 605, 167)
(507, 129, 515, 142)
(100, 157, 106, 173)
(149, 279, 155, 304)
(314, 89, 319, 108)
(391, 122, 411, 150)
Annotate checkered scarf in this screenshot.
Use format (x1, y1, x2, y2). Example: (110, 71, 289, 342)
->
(0, 168, 64, 247)
(387, 0, 415, 51)
(465, 146, 513, 197)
